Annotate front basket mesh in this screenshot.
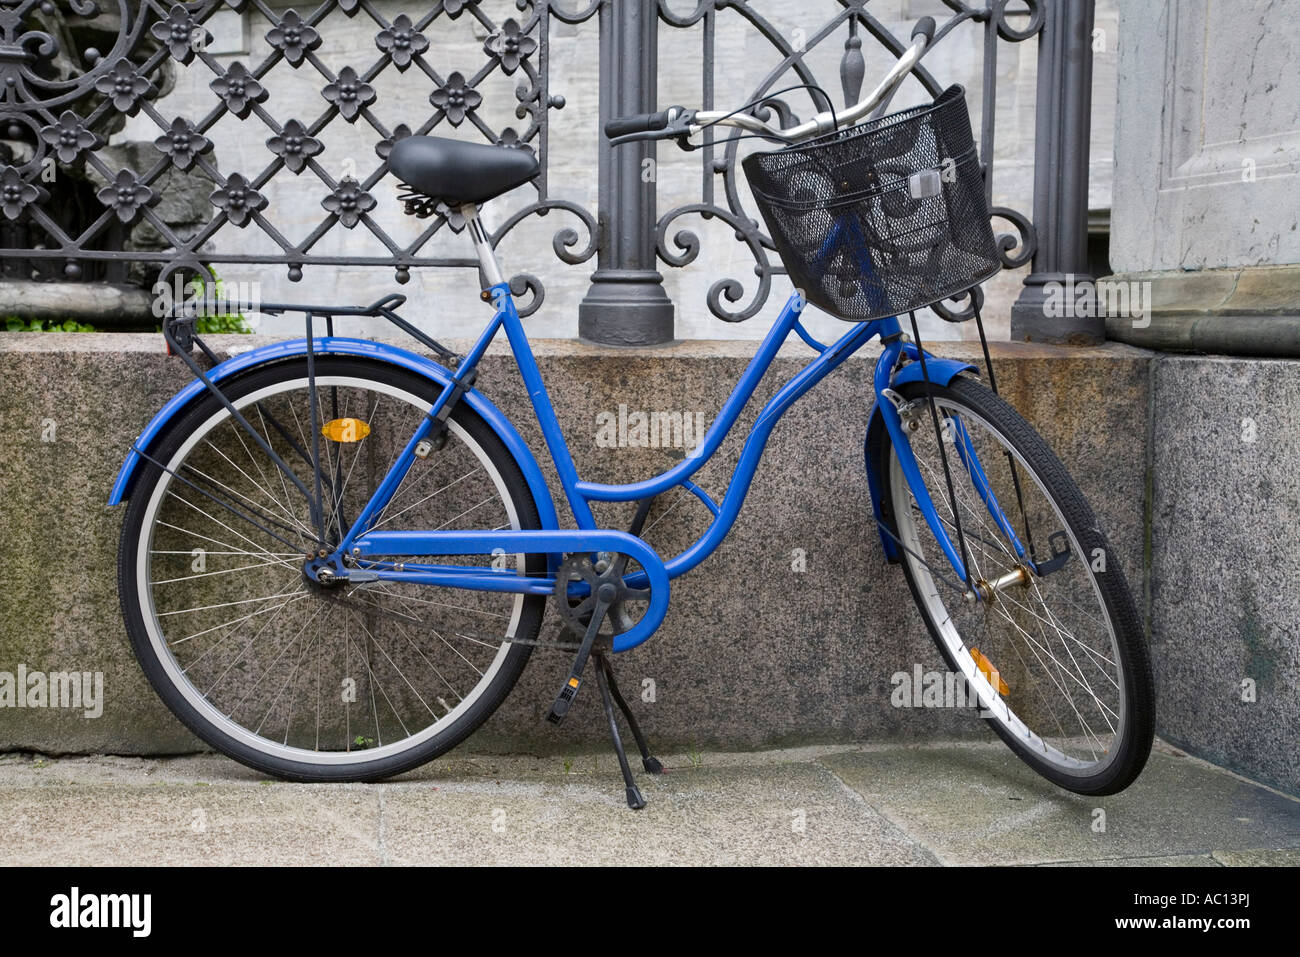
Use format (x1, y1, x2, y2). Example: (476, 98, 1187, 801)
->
(742, 84, 1000, 322)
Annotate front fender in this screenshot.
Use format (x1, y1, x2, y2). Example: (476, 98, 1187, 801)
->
(863, 355, 978, 562)
(107, 337, 560, 532)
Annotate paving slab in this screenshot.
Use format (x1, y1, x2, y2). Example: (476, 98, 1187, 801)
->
(1, 755, 382, 866)
(2, 742, 1297, 866)
(1211, 848, 1300, 867)
(0, 749, 935, 866)
(378, 760, 936, 866)
(1044, 854, 1221, 867)
(819, 742, 1300, 866)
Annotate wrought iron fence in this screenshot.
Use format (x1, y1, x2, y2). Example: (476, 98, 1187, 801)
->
(649, 0, 1042, 326)
(0, 0, 1098, 342)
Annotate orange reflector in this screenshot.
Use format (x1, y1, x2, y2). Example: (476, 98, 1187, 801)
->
(971, 647, 1010, 696)
(568, 677, 580, 688)
(321, 418, 370, 443)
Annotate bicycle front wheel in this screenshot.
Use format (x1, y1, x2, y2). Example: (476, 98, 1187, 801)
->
(118, 357, 547, 781)
(879, 375, 1154, 795)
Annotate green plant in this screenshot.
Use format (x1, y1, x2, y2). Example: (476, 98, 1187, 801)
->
(194, 312, 254, 335)
(4, 316, 96, 333)
(186, 273, 253, 335)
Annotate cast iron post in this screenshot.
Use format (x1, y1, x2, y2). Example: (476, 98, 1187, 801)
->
(1010, 0, 1100, 343)
(578, 0, 675, 345)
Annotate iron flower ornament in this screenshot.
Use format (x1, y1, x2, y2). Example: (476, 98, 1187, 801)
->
(430, 71, 481, 125)
(151, 4, 206, 64)
(322, 67, 376, 122)
(40, 112, 98, 165)
(322, 177, 377, 228)
(267, 10, 322, 67)
(485, 19, 536, 75)
(154, 118, 212, 171)
(94, 61, 154, 115)
(0, 167, 44, 221)
(211, 63, 267, 119)
(211, 173, 269, 227)
(267, 120, 324, 174)
(97, 170, 158, 224)
(377, 15, 429, 71)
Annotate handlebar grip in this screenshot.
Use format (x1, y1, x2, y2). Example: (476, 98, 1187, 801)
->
(605, 110, 672, 139)
(912, 16, 936, 43)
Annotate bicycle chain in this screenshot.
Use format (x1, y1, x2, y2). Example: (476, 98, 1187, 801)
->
(317, 589, 583, 651)
(476, 627, 582, 652)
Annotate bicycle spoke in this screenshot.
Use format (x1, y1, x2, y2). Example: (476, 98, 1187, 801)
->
(892, 385, 1129, 774)
(128, 365, 541, 771)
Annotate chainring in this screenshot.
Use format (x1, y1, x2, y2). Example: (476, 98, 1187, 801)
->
(553, 552, 651, 640)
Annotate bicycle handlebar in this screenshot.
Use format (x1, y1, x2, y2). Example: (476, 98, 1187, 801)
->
(604, 110, 674, 139)
(605, 106, 695, 146)
(605, 16, 934, 149)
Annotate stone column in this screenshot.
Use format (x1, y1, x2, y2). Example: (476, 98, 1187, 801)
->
(1107, 0, 1300, 354)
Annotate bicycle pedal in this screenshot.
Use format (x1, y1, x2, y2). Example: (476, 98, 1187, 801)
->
(546, 675, 581, 725)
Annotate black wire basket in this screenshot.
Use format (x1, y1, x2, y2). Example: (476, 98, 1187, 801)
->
(742, 84, 1000, 323)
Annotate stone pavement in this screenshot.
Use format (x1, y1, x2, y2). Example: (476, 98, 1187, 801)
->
(3, 739, 1298, 866)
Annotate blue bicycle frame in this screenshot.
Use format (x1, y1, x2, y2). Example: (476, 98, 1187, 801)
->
(116, 212, 1009, 653)
(331, 276, 993, 649)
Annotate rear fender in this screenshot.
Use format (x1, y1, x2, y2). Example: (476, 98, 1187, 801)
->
(107, 337, 561, 533)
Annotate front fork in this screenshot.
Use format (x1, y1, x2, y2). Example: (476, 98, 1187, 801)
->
(873, 333, 1037, 598)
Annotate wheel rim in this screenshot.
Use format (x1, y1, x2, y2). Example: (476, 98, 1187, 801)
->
(133, 373, 529, 766)
(889, 394, 1127, 777)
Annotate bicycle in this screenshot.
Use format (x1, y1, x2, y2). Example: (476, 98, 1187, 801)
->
(113, 17, 1154, 808)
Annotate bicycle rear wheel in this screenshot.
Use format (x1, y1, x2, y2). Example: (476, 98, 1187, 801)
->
(118, 357, 546, 781)
(879, 376, 1154, 795)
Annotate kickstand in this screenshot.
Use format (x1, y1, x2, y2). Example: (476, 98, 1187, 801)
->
(597, 653, 664, 775)
(591, 650, 663, 810)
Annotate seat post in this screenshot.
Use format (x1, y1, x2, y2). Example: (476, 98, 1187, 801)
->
(460, 204, 505, 291)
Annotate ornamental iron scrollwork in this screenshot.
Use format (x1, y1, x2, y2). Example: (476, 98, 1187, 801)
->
(655, 0, 1042, 322)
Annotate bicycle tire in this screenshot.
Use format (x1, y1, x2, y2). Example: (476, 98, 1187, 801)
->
(117, 357, 547, 782)
(879, 375, 1154, 795)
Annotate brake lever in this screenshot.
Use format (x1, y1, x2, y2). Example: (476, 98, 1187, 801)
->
(608, 129, 699, 152)
(607, 129, 668, 147)
(608, 109, 698, 150)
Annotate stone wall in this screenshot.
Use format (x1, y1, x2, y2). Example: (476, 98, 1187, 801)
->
(4, 333, 1298, 795)
(1147, 356, 1300, 795)
(1108, 0, 1300, 354)
(0, 333, 1149, 758)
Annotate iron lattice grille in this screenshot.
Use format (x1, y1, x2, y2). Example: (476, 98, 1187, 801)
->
(0, 0, 600, 314)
